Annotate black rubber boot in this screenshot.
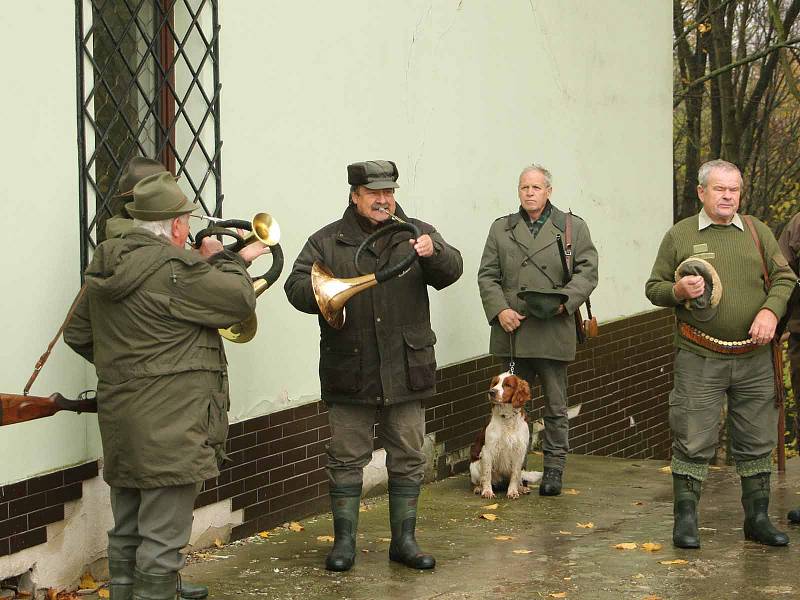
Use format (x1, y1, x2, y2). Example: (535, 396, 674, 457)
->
(177, 577, 208, 599)
(132, 569, 178, 600)
(788, 508, 800, 523)
(539, 467, 563, 496)
(388, 481, 435, 570)
(741, 473, 789, 546)
(325, 485, 362, 572)
(109, 558, 135, 600)
(672, 474, 701, 549)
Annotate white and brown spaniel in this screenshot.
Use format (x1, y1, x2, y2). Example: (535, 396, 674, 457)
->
(469, 372, 542, 499)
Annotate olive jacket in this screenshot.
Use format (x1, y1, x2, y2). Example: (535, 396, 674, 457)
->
(778, 211, 800, 335)
(64, 229, 256, 488)
(284, 204, 463, 406)
(478, 203, 598, 362)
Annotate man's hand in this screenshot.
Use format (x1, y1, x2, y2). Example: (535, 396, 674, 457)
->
(410, 234, 434, 258)
(673, 275, 705, 301)
(198, 237, 224, 258)
(498, 308, 526, 333)
(239, 242, 272, 264)
(749, 308, 778, 345)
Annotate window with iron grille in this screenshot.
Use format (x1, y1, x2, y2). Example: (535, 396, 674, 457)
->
(75, 0, 222, 273)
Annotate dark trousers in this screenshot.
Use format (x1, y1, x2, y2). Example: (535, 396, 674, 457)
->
(669, 348, 776, 480)
(108, 483, 199, 573)
(325, 400, 426, 488)
(506, 357, 569, 471)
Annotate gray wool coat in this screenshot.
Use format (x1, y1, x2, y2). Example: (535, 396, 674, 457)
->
(477, 203, 598, 362)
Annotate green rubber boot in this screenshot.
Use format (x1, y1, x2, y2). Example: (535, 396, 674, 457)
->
(108, 558, 135, 600)
(388, 481, 435, 569)
(325, 485, 362, 572)
(741, 473, 789, 546)
(132, 569, 178, 600)
(177, 577, 208, 599)
(672, 474, 701, 549)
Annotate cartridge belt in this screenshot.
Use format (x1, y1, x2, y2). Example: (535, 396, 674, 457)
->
(678, 322, 760, 355)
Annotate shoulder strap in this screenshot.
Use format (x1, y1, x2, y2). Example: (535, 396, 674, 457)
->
(743, 214, 785, 415)
(23, 283, 88, 395)
(743, 215, 770, 290)
(564, 212, 574, 273)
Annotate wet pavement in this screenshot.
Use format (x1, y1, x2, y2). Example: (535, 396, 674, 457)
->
(108, 454, 800, 598)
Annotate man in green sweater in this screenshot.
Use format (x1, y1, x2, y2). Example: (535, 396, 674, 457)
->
(645, 159, 795, 549)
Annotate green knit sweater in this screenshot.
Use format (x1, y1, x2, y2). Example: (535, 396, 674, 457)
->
(645, 213, 795, 359)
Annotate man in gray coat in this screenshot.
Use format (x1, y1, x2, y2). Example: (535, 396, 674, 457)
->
(284, 160, 462, 572)
(478, 164, 598, 496)
(65, 173, 269, 600)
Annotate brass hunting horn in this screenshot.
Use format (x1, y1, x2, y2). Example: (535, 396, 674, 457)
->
(194, 212, 284, 342)
(312, 209, 420, 329)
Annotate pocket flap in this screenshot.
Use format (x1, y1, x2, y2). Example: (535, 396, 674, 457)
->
(322, 338, 360, 355)
(402, 327, 437, 349)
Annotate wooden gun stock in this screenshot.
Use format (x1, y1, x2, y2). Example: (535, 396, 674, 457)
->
(0, 392, 97, 426)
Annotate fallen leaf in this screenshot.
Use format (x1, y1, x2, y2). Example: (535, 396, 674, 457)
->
(98, 591, 110, 599)
(576, 522, 594, 529)
(258, 531, 270, 538)
(213, 538, 224, 548)
(614, 542, 638, 550)
(708, 466, 721, 470)
(562, 489, 579, 495)
(658, 466, 672, 474)
(512, 549, 533, 554)
(563, 577, 572, 581)
(494, 535, 514, 541)
(482, 503, 499, 510)
(659, 559, 688, 565)
(316, 535, 335, 542)
(698, 527, 717, 531)
(549, 593, 567, 598)
(643, 596, 662, 600)
(361, 548, 370, 553)
(46, 590, 57, 600)
(378, 537, 392, 542)
(632, 501, 644, 506)
(481, 513, 498, 521)
(79, 572, 97, 590)
(632, 573, 645, 579)
(642, 542, 662, 552)
(558, 531, 573, 535)
(288, 522, 304, 532)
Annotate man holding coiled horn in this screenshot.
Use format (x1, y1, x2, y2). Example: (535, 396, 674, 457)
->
(64, 172, 271, 600)
(284, 160, 463, 572)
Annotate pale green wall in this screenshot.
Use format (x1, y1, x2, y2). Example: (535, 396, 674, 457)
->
(0, 1, 101, 483)
(0, 0, 672, 483)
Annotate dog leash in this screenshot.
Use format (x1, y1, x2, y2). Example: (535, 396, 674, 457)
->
(508, 331, 516, 375)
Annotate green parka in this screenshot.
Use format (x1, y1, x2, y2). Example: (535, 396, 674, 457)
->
(284, 204, 463, 406)
(478, 204, 598, 362)
(64, 229, 256, 488)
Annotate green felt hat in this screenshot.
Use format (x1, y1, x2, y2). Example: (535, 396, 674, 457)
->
(675, 257, 722, 322)
(517, 288, 568, 320)
(125, 172, 196, 221)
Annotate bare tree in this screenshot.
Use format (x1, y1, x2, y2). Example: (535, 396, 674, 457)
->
(674, 0, 800, 227)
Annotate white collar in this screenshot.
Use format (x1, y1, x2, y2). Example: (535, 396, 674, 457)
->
(698, 209, 744, 231)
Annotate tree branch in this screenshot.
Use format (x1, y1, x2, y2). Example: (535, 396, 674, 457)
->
(674, 36, 800, 108)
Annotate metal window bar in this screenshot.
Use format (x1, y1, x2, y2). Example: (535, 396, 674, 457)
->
(75, 0, 222, 275)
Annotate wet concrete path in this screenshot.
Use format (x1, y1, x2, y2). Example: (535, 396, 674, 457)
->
(179, 454, 800, 599)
